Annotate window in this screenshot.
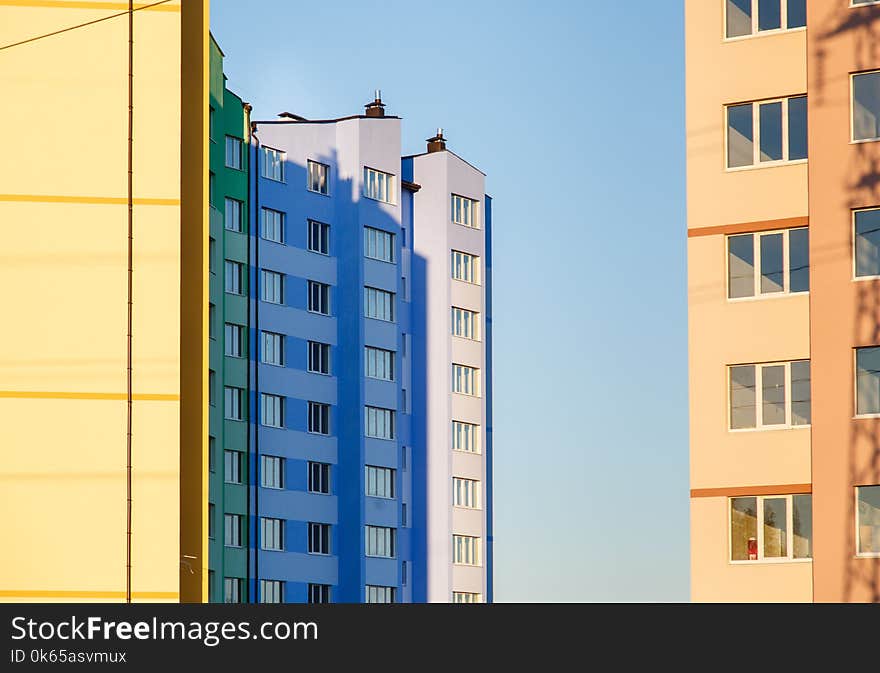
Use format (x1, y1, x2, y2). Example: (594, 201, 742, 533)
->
(209, 370, 215, 406)
(209, 436, 216, 473)
(308, 159, 330, 195)
(309, 462, 330, 494)
(453, 477, 481, 509)
(225, 260, 244, 295)
(309, 522, 330, 555)
(726, 96, 808, 168)
(365, 585, 396, 603)
(453, 592, 482, 604)
(727, 228, 809, 298)
(261, 517, 284, 551)
(224, 450, 242, 484)
(451, 250, 480, 284)
(224, 578, 243, 603)
(309, 584, 331, 604)
(309, 281, 331, 315)
(261, 208, 284, 243)
(224, 514, 242, 547)
(363, 166, 395, 204)
(452, 420, 481, 454)
(725, 0, 806, 38)
(225, 136, 242, 170)
(854, 208, 880, 278)
(365, 525, 396, 558)
(364, 226, 395, 263)
(308, 341, 331, 375)
(209, 239, 216, 275)
(365, 406, 395, 440)
(262, 331, 284, 366)
(224, 386, 243, 421)
(856, 347, 880, 415)
(209, 107, 215, 142)
(260, 580, 283, 604)
(209, 172, 215, 207)
(853, 71, 880, 142)
(224, 197, 243, 232)
(364, 286, 395, 321)
(730, 494, 812, 561)
(452, 307, 481, 340)
(451, 194, 480, 228)
(261, 455, 284, 489)
(729, 360, 810, 429)
(208, 503, 215, 539)
(402, 504, 407, 527)
(452, 364, 481, 397)
(309, 401, 330, 435)
(308, 220, 330, 255)
(209, 303, 216, 338)
(857, 485, 880, 556)
(453, 535, 481, 566)
(261, 146, 284, 182)
(261, 270, 283, 304)
(224, 323, 244, 358)
(364, 346, 394, 381)
(365, 465, 395, 499)
(261, 393, 284, 428)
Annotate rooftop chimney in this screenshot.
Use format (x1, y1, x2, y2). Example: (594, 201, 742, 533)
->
(427, 127, 446, 153)
(365, 89, 385, 117)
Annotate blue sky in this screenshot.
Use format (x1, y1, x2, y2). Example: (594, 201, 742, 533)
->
(211, 0, 689, 602)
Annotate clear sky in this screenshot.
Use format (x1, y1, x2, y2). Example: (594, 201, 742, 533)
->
(211, 0, 689, 602)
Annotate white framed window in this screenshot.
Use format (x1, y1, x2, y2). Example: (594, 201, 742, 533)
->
(452, 420, 481, 454)
(364, 286, 395, 322)
(309, 462, 330, 494)
(363, 166, 396, 204)
(451, 193, 480, 228)
(260, 517, 284, 551)
(261, 270, 283, 304)
(224, 386, 243, 421)
(724, 0, 806, 39)
(308, 159, 330, 195)
(308, 584, 331, 604)
(224, 514, 242, 547)
(309, 281, 331, 315)
(727, 227, 809, 298)
(852, 70, 880, 142)
(224, 323, 244, 358)
(309, 522, 331, 555)
(729, 494, 812, 562)
(261, 146, 284, 182)
(856, 485, 880, 556)
(452, 363, 481, 397)
(224, 197, 243, 232)
(365, 465, 395, 499)
(728, 360, 810, 430)
(224, 450, 242, 484)
(225, 136, 243, 169)
(365, 525, 396, 558)
(453, 592, 482, 604)
(224, 577, 243, 603)
(259, 580, 283, 604)
(726, 96, 808, 168)
(309, 401, 330, 435)
(365, 585, 396, 603)
(364, 346, 394, 381)
(308, 341, 331, 375)
(261, 208, 284, 243)
(261, 393, 284, 428)
(453, 477, 481, 509)
(308, 220, 330, 255)
(224, 260, 244, 295)
(261, 331, 284, 366)
(364, 226, 395, 263)
(451, 250, 480, 284)
(261, 455, 284, 489)
(453, 535, 481, 566)
(365, 406, 395, 440)
(853, 208, 880, 278)
(451, 306, 481, 340)
(856, 347, 880, 416)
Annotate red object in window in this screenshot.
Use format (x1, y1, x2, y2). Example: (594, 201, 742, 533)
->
(748, 537, 758, 560)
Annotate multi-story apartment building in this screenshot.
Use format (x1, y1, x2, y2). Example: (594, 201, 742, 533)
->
(687, 0, 880, 602)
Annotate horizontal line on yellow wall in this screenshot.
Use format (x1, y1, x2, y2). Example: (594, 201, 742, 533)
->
(0, 194, 179, 206)
(0, 470, 177, 480)
(0, 589, 179, 599)
(691, 483, 812, 498)
(688, 216, 809, 238)
(0, 1, 179, 12)
(0, 390, 179, 401)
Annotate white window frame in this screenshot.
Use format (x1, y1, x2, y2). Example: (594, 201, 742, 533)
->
(851, 70, 880, 144)
(261, 269, 284, 305)
(364, 226, 395, 263)
(725, 96, 808, 171)
(365, 585, 396, 603)
(452, 534, 481, 566)
(261, 207, 284, 244)
(261, 331, 284, 367)
(224, 260, 244, 295)
(453, 476, 481, 510)
(224, 577, 242, 603)
(727, 360, 810, 431)
(308, 461, 331, 495)
(452, 420, 481, 454)
(453, 592, 483, 604)
(225, 135, 243, 170)
(364, 286, 395, 322)
(365, 525, 396, 558)
(852, 208, 880, 280)
(452, 363, 481, 397)
(224, 386, 243, 421)
(308, 341, 331, 375)
(854, 347, 880, 418)
(308, 220, 330, 255)
(855, 485, 880, 557)
(224, 513, 242, 548)
(260, 517, 284, 551)
(451, 306, 481, 340)
(308, 281, 331, 316)
(365, 406, 395, 440)
(308, 584, 331, 604)
(224, 449, 242, 485)
(363, 166, 396, 205)
(259, 580, 283, 604)
(308, 159, 330, 195)
(261, 393, 284, 429)
(365, 465, 395, 499)
(722, 0, 807, 42)
(261, 455, 284, 489)
(308, 401, 330, 435)
(224, 197, 243, 232)
(451, 249, 481, 285)
(728, 494, 812, 564)
(224, 322, 244, 358)
(261, 146, 285, 182)
(364, 346, 395, 381)
(308, 522, 331, 555)
(451, 193, 480, 229)
(726, 227, 809, 301)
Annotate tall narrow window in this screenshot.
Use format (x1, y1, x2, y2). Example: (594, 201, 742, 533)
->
(261, 270, 283, 304)
(363, 167, 395, 204)
(364, 226, 395, 262)
(224, 386, 243, 421)
(308, 522, 331, 554)
(856, 347, 880, 416)
(308, 160, 330, 195)
(451, 194, 480, 228)
(261, 146, 284, 182)
(308, 220, 330, 254)
(225, 197, 243, 232)
(451, 250, 480, 284)
(224, 450, 242, 484)
(261, 208, 284, 243)
(225, 260, 244, 295)
(224, 514, 242, 547)
(309, 281, 331, 315)
(857, 485, 880, 557)
(262, 331, 284, 366)
(224, 323, 244, 358)
(309, 402, 330, 435)
(364, 287, 395, 321)
(224, 578, 243, 603)
(308, 341, 331, 375)
(261, 455, 284, 489)
(853, 71, 880, 142)
(309, 462, 331, 494)
(225, 136, 242, 170)
(855, 208, 880, 278)
(261, 393, 284, 428)
(260, 517, 284, 551)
